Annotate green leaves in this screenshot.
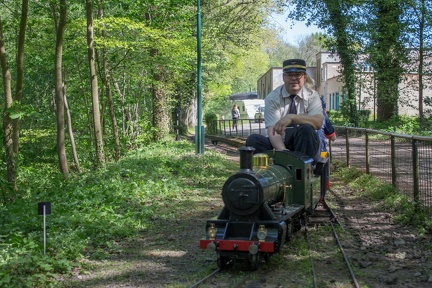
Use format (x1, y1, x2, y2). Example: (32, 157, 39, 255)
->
(0, 139, 237, 285)
(6, 103, 36, 120)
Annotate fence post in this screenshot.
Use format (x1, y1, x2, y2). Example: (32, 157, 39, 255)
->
(345, 127, 350, 167)
(412, 138, 419, 204)
(391, 135, 396, 187)
(365, 131, 370, 174)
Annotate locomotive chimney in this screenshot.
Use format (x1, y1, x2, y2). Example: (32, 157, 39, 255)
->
(239, 146, 255, 173)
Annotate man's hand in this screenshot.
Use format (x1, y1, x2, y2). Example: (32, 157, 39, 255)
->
(273, 113, 324, 133)
(273, 115, 293, 135)
(328, 134, 337, 141)
(268, 127, 287, 150)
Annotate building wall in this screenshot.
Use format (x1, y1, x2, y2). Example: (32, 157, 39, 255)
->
(316, 52, 340, 88)
(257, 67, 283, 99)
(315, 52, 432, 117)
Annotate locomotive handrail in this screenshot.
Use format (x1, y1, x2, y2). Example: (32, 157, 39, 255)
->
(209, 120, 432, 218)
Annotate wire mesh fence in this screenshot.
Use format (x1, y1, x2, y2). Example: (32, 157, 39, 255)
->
(331, 126, 432, 217)
(211, 120, 432, 217)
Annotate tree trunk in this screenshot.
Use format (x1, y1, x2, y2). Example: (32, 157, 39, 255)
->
(86, 0, 105, 167)
(373, 0, 404, 121)
(152, 71, 170, 141)
(97, 0, 120, 161)
(62, 70, 81, 173)
(0, 18, 17, 193)
(54, 0, 69, 179)
(112, 78, 126, 135)
(150, 49, 170, 141)
(417, 0, 425, 123)
(74, 54, 94, 150)
(12, 0, 28, 154)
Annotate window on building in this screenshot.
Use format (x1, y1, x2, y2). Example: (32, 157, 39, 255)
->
(336, 92, 340, 111)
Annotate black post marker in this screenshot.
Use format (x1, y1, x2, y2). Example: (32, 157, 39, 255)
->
(38, 202, 52, 255)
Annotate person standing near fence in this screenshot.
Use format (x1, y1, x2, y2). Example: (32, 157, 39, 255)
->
(232, 104, 240, 130)
(246, 59, 323, 159)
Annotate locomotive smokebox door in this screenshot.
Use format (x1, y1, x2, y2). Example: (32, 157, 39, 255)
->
(222, 175, 262, 218)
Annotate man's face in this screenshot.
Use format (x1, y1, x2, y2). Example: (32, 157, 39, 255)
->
(283, 72, 305, 94)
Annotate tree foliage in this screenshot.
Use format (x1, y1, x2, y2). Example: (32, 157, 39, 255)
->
(281, 0, 431, 124)
(0, 0, 286, 187)
(284, 0, 361, 125)
(366, 0, 406, 121)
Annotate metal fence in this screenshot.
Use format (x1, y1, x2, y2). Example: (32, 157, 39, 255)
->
(212, 119, 268, 139)
(330, 126, 432, 218)
(211, 120, 432, 217)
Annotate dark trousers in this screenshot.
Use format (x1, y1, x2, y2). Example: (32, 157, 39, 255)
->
(245, 124, 319, 159)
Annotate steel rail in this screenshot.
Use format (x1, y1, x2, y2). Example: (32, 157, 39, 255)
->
(306, 222, 319, 288)
(231, 270, 257, 288)
(331, 222, 361, 288)
(189, 268, 220, 288)
(307, 199, 360, 287)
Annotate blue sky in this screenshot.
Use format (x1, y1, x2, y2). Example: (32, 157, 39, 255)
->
(269, 12, 323, 44)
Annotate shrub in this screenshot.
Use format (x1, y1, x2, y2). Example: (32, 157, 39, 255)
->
(204, 112, 218, 134)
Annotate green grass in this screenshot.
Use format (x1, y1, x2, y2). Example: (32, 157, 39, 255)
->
(334, 164, 432, 234)
(0, 139, 237, 287)
(330, 113, 432, 137)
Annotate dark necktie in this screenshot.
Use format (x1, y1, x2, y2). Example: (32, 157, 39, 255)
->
(289, 95, 297, 114)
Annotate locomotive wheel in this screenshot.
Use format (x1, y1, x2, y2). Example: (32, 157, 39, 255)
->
(286, 221, 294, 241)
(217, 256, 232, 269)
(262, 252, 272, 262)
(249, 254, 260, 270)
(295, 213, 306, 231)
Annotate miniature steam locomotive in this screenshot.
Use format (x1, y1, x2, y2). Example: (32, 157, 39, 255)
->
(200, 146, 328, 269)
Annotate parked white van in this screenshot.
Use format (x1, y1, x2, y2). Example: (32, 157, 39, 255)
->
(254, 105, 265, 123)
(234, 99, 265, 119)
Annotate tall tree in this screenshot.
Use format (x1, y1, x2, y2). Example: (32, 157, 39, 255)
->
(62, 76, 81, 173)
(52, 0, 81, 174)
(0, 17, 17, 192)
(367, 0, 405, 121)
(96, 0, 120, 161)
(324, 0, 359, 125)
(86, 0, 105, 167)
(53, 0, 69, 179)
(12, 0, 28, 154)
(401, 0, 432, 122)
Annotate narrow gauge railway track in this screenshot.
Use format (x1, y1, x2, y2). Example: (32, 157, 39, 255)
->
(185, 135, 242, 161)
(206, 140, 241, 158)
(189, 267, 257, 288)
(307, 200, 360, 288)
